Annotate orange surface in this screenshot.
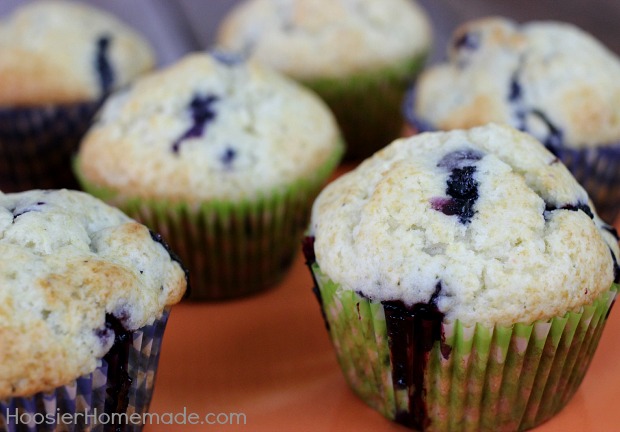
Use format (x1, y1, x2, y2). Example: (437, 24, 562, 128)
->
(147, 247, 620, 430)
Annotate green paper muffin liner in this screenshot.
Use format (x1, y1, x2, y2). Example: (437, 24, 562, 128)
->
(76, 145, 343, 300)
(304, 54, 427, 161)
(0, 309, 170, 432)
(0, 102, 102, 193)
(309, 263, 617, 432)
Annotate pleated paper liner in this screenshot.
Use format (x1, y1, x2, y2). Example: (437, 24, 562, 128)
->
(76, 144, 343, 300)
(310, 263, 617, 432)
(401, 87, 620, 224)
(0, 102, 102, 193)
(304, 53, 427, 161)
(0, 309, 170, 432)
(553, 144, 620, 224)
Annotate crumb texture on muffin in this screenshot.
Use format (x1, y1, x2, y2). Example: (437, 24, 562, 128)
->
(310, 124, 619, 326)
(217, 0, 431, 79)
(413, 17, 620, 149)
(0, 0, 154, 105)
(77, 53, 343, 203)
(0, 189, 186, 398)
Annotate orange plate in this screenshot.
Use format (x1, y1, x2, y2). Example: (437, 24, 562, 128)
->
(146, 166, 620, 431)
(147, 253, 620, 432)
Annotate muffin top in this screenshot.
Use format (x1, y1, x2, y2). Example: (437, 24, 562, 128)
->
(77, 52, 343, 203)
(216, 0, 432, 80)
(0, 0, 155, 106)
(0, 189, 187, 398)
(310, 124, 619, 326)
(411, 17, 620, 149)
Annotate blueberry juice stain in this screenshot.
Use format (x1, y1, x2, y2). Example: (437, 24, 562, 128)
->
(303, 236, 450, 429)
(382, 283, 448, 430)
(302, 236, 330, 331)
(102, 314, 133, 432)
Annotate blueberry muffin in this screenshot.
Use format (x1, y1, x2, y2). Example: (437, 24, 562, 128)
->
(304, 123, 619, 431)
(0, 0, 154, 192)
(75, 52, 344, 300)
(0, 189, 186, 431)
(404, 17, 620, 223)
(217, 0, 432, 160)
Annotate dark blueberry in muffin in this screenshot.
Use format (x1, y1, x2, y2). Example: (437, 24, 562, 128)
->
(172, 94, 220, 154)
(220, 147, 237, 167)
(430, 196, 476, 224)
(433, 150, 481, 224)
(210, 49, 245, 66)
(545, 202, 594, 219)
(454, 31, 482, 68)
(564, 203, 594, 219)
(612, 250, 620, 283)
(428, 282, 443, 307)
(96, 319, 115, 348)
(95, 35, 115, 94)
(508, 78, 522, 103)
(447, 166, 478, 200)
(430, 197, 457, 215)
(453, 31, 481, 52)
(11, 201, 46, 222)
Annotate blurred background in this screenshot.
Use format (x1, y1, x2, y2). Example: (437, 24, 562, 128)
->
(2, 0, 619, 66)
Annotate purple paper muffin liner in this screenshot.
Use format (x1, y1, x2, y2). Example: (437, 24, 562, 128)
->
(402, 86, 620, 223)
(0, 309, 170, 432)
(0, 101, 102, 193)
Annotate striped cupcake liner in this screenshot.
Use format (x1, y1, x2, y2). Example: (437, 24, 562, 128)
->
(0, 102, 101, 192)
(402, 87, 620, 224)
(0, 309, 170, 432)
(305, 54, 427, 161)
(553, 144, 620, 224)
(76, 145, 343, 300)
(309, 263, 617, 432)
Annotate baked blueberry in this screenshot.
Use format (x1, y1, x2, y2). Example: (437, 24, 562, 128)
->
(220, 147, 237, 167)
(95, 35, 115, 94)
(11, 201, 46, 222)
(453, 31, 480, 52)
(434, 149, 481, 224)
(209, 49, 245, 66)
(508, 77, 522, 103)
(172, 94, 220, 154)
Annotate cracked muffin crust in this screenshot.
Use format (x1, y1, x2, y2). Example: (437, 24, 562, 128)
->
(309, 124, 619, 326)
(0, 189, 186, 398)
